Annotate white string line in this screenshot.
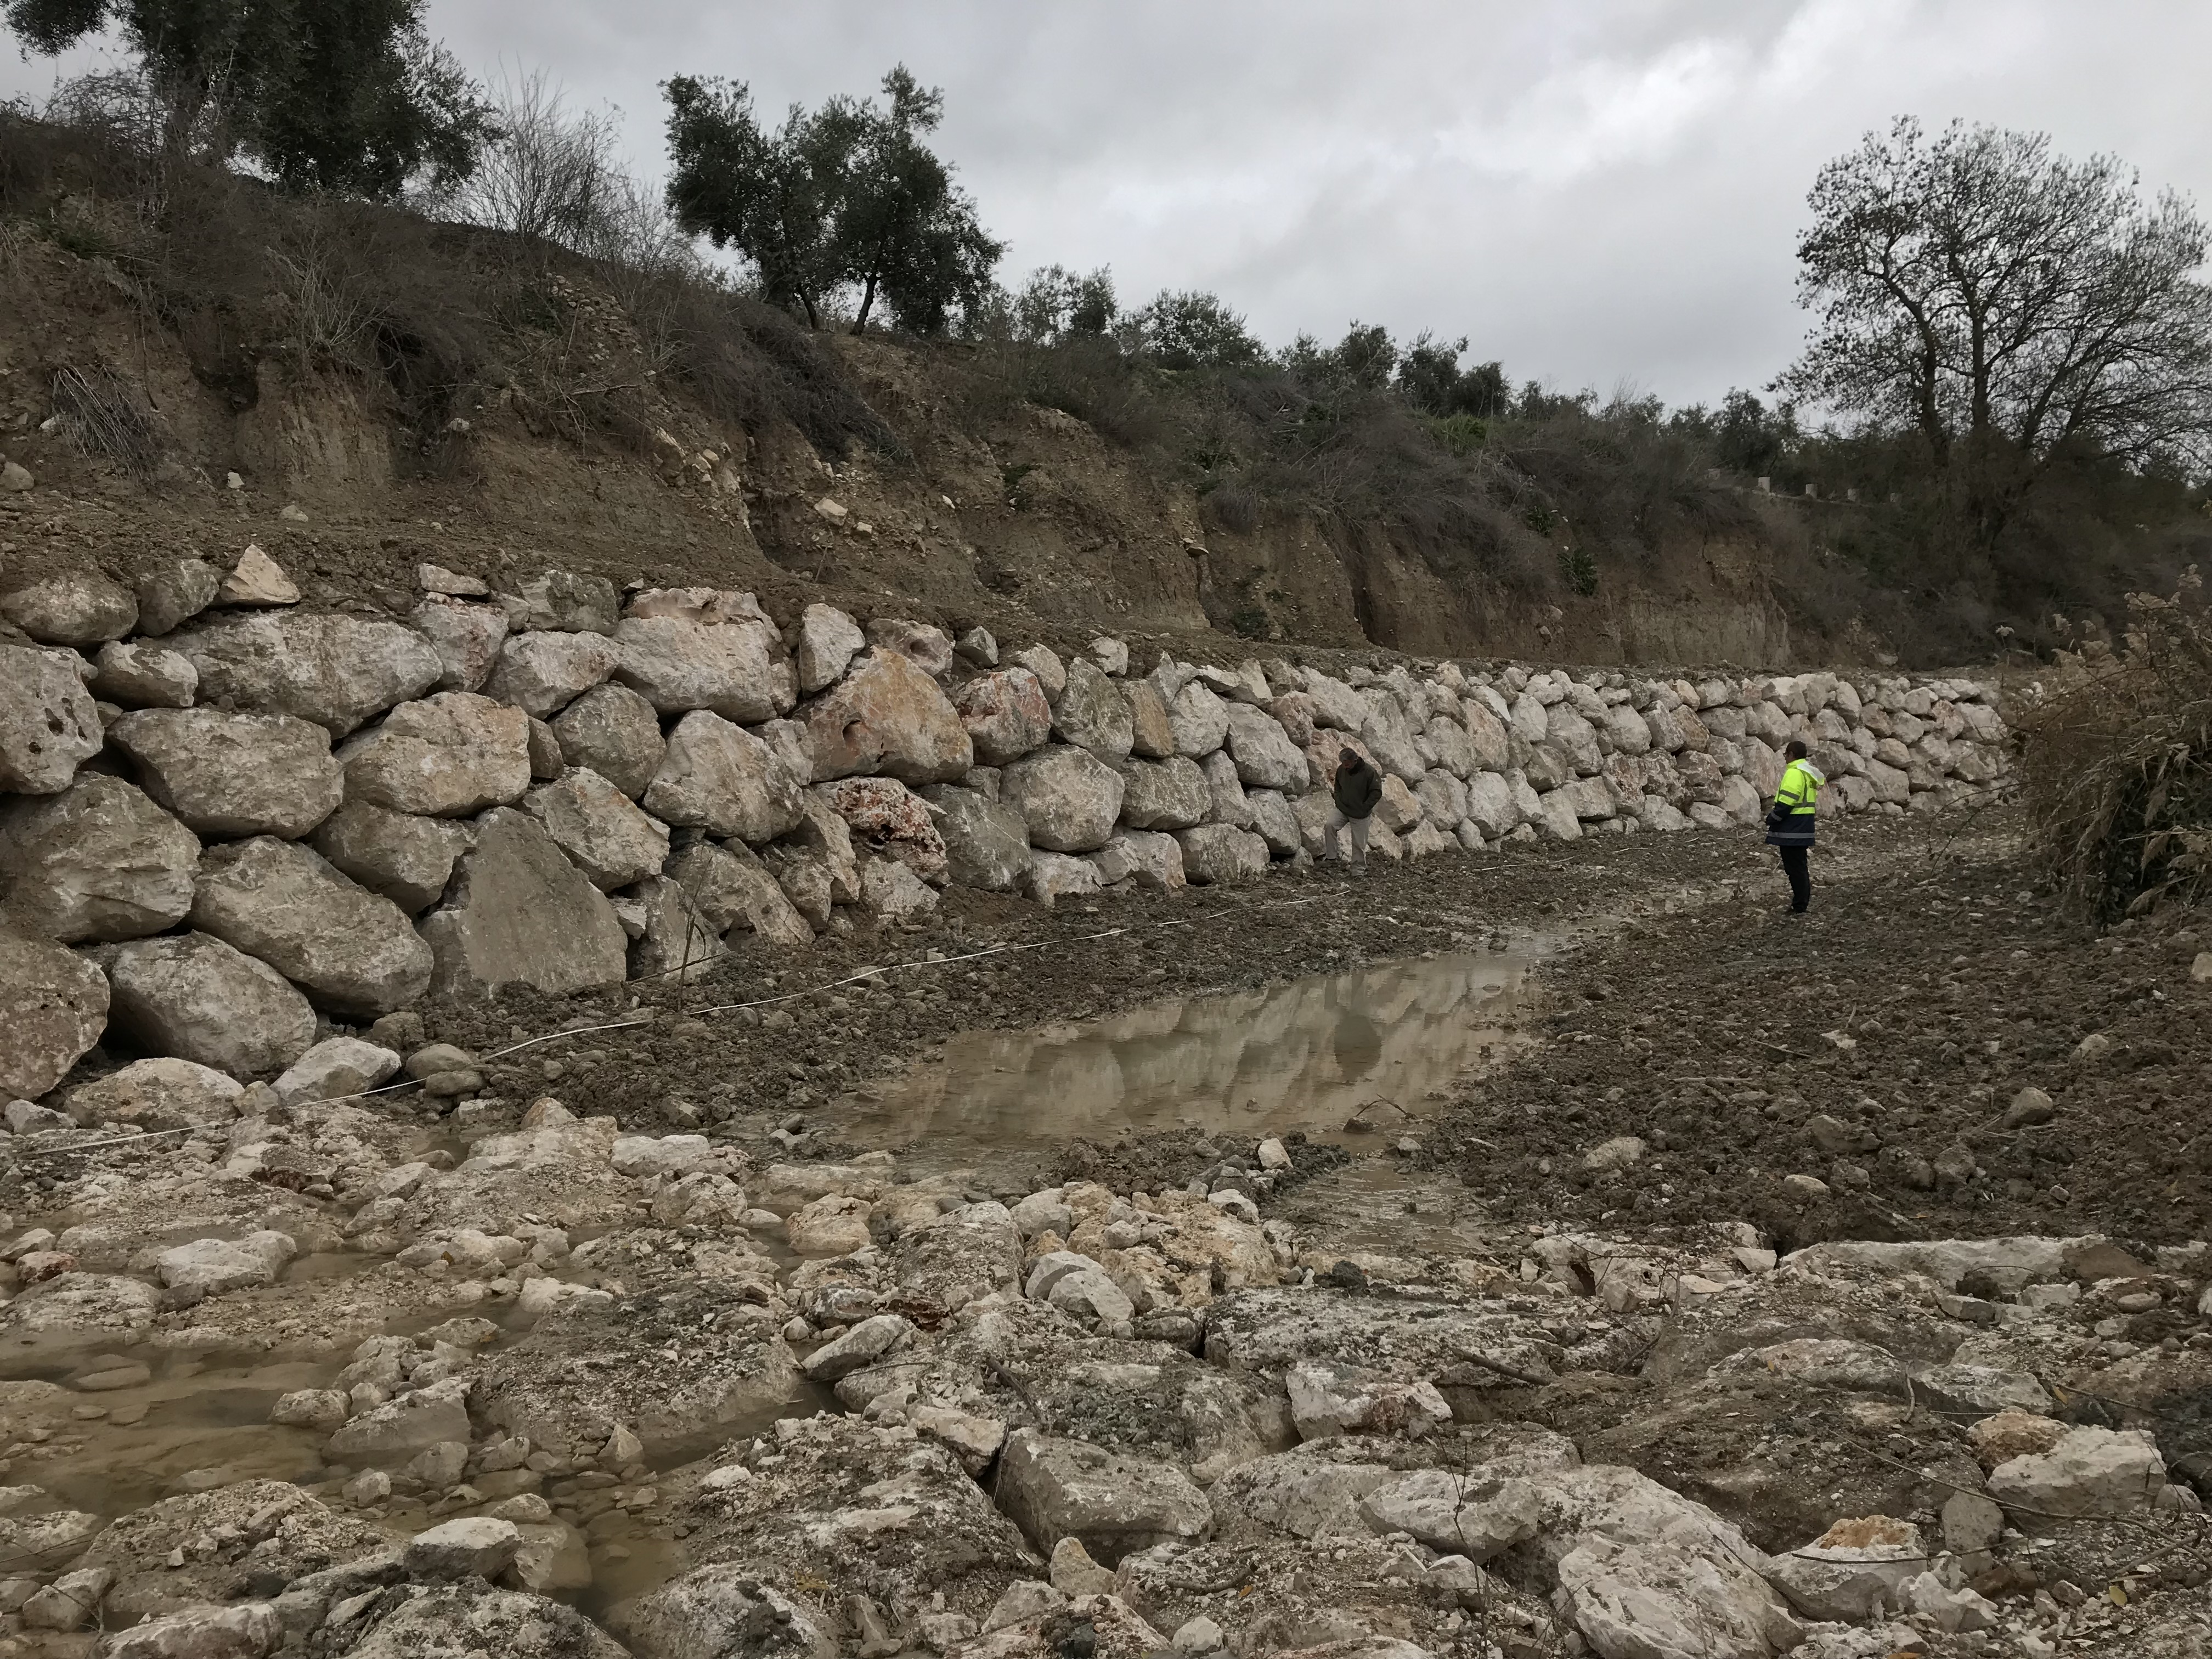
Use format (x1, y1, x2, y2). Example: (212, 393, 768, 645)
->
(13, 891, 1342, 1159)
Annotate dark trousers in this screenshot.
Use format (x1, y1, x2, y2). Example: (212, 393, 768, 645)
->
(1778, 845, 1811, 912)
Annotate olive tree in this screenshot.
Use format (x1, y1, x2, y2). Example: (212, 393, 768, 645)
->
(1780, 117, 2212, 557)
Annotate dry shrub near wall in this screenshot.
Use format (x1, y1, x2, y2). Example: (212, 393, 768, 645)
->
(2018, 567, 2211, 921)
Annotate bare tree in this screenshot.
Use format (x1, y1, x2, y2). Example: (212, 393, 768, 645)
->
(452, 69, 619, 250)
(1780, 117, 2212, 560)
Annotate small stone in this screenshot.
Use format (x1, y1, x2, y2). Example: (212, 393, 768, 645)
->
(405, 1515, 522, 1579)
(2000, 1086, 2055, 1130)
(1783, 1173, 1832, 1200)
(1256, 1137, 1290, 1171)
(219, 544, 300, 606)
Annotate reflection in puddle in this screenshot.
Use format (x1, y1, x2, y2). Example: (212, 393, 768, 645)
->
(833, 949, 1540, 1152)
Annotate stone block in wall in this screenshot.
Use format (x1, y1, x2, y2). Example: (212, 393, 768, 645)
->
(551, 684, 666, 799)
(804, 648, 973, 785)
(1176, 825, 1268, 885)
(1246, 789, 1301, 858)
(310, 798, 473, 915)
(0, 571, 137, 645)
(1222, 705, 1309, 793)
(0, 775, 199, 943)
(924, 786, 1033, 893)
(89, 640, 197, 709)
(644, 713, 808, 844)
(0, 922, 109, 1098)
(1053, 659, 1135, 760)
(419, 807, 629, 998)
(339, 693, 532, 817)
(1117, 757, 1210, 832)
(1026, 850, 1104, 907)
(411, 596, 507, 692)
(499, 570, 619, 634)
(816, 777, 949, 884)
(667, 839, 814, 945)
(106, 930, 315, 1080)
(133, 558, 221, 637)
(0, 642, 103, 795)
(109, 708, 343, 839)
(1116, 831, 1186, 893)
(1462, 772, 1522, 840)
(611, 614, 795, 723)
(1201, 749, 1251, 828)
(1003, 746, 1125, 854)
(954, 668, 1053, 766)
(793, 603, 866, 694)
(522, 769, 670, 890)
(1167, 680, 1229, 758)
(867, 618, 955, 679)
(1127, 679, 1175, 759)
(190, 837, 433, 1019)
(1009, 644, 1067, 704)
(166, 611, 442, 736)
(482, 630, 622, 719)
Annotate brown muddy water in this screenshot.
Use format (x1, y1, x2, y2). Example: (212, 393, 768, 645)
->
(826, 946, 1543, 1157)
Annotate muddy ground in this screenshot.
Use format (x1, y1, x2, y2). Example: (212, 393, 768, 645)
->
(227, 800, 2210, 1257)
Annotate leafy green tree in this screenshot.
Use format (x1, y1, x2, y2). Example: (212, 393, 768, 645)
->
(1395, 332, 1508, 418)
(1131, 289, 1264, 370)
(662, 76, 857, 329)
(837, 67, 1001, 334)
(663, 65, 1000, 336)
(1780, 117, 2212, 559)
(1009, 264, 1117, 343)
(1, 0, 492, 196)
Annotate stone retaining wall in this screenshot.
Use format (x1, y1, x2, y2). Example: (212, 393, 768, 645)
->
(0, 551, 2012, 1096)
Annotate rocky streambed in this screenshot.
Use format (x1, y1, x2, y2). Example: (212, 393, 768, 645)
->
(0, 819, 2209, 1658)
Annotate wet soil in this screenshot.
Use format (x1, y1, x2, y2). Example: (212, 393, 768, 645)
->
(1420, 811, 2212, 1249)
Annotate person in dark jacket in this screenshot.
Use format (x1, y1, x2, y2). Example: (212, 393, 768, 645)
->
(1327, 747, 1383, 865)
(1764, 738, 1824, 915)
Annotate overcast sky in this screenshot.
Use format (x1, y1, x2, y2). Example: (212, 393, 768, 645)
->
(7, 1, 2208, 409)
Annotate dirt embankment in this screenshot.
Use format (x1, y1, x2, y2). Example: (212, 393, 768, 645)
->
(2, 222, 1793, 670)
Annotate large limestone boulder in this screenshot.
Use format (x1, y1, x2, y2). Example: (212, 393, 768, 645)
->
(166, 611, 441, 735)
(1052, 659, 1134, 760)
(310, 799, 473, 914)
(0, 775, 199, 942)
(1462, 772, 1522, 839)
(924, 785, 1033, 891)
(805, 647, 973, 785)
(1117, 757, 1211, 831)
(1175, 825, 1268, 884)
(955, 668, 1053, 765)
(644, 712, 806, 844)
(419, 808, 628, 997)
(0, 643, 102, 794)
(793, 602, 866, 693)
(0, 570, 137, 644)
(107, 931, 317, 1077)
(522, 769, 669, 889)
(1203, 749, 1251, 827)
(109, 708, 343, 838)
(338, 693, 532, 817)
(89, 639, 198, 708)
(0, 923, 109, 1098)
(482, 630, 622, 718)
(411, 594, 509, 691)
(1002, 747, 1125, 853)
(1223, 704, 1309, 792)
(190, 838, 433, 1018)
(1167, 679, 1230, 758)
(550, 682, 665, 799)
(611, 612, 795, 723)
(623, 875, 729, 983)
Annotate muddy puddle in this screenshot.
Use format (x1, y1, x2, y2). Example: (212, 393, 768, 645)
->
(827, 946, 1543, 1157)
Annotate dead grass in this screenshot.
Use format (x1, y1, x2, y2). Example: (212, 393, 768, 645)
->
(2017, 568, 2211, 920)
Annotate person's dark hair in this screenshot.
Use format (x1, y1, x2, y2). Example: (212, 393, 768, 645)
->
(1785, 739, 1809, 760)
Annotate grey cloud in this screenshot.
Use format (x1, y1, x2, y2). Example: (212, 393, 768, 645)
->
(8, 0, 2208, 406)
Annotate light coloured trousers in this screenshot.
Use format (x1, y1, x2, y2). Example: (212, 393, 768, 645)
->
(1325, 809, 1371, 863)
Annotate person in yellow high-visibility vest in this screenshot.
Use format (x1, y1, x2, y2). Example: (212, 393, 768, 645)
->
(1764, 739, 1824, 915)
